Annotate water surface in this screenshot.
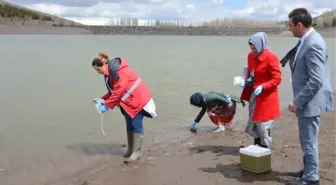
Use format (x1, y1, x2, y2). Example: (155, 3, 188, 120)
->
(0, 35, 334, 185)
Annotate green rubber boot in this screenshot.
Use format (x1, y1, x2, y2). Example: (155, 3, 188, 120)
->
(123, 130, 133, 158)
(125, 133, 144, 162)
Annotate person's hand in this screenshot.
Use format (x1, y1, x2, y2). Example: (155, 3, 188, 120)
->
(288, 102, 296, 113)
(189, 122, 197, 129)
(239, 81, 245, 88)
(94, 98, 108, 113)
(93, 98, 104, 104)
(254, 85, 263, 95)
(100, 105, 109, 113)
(189, 122, 197, 133)
(280, 58, 287, 67)
(224, 96, 231, 104)
(241, 100, 246, 107)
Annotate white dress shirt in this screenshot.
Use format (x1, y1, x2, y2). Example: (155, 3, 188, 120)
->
(293, 28, 314, 62)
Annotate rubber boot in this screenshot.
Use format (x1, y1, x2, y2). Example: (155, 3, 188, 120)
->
(254, 138, 261, 146)
(254, 138, 268, 148)
(125, 133, 144, 162)
(123, 130, 133, 158)
(260, 144, 268, 148)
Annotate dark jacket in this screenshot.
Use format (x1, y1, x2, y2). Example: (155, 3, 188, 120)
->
(194, 91, 244, 123)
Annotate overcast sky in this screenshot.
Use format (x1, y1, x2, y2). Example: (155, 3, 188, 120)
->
(7, 0, 336, 25)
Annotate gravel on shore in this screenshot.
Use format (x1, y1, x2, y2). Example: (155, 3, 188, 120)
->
(0, 24, 286, 36)
(0, 24, 91, 34)
(1, 24, 335, 38)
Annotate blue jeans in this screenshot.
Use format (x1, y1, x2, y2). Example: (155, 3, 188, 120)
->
(120, 107, 151, 134)
(298, 116, 320, 181)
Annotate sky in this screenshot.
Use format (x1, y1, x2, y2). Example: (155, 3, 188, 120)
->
(7, 0, 336, 25)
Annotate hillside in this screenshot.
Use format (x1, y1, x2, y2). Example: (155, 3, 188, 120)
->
(313, 9, 336, 27)
(0, 0, 82, 26)
(280, 9, 336, 27)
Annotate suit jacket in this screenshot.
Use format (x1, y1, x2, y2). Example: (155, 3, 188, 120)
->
(291, 29, 334, 117)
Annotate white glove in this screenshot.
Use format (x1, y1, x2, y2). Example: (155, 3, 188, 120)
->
(233, 76, 245, 87)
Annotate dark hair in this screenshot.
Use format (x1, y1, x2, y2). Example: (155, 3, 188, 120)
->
(288, 8, 312, 28)
(190, 92, 205, 107)
(92, 57, 106, 67)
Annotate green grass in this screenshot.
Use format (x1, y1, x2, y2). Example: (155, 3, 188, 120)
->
(0, 3, 52, 21)
(0, 0, 82, 26)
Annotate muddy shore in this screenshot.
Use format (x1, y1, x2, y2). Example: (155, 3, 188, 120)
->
(49, 99, 336, 185)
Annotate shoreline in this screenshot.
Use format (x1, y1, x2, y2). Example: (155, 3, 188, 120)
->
(0, 24, 335, 38)
(0, 24, 336, 38)
(0, 24, 284, 36)
(0, 24, 91, 35)
(47, 101, 336, 185)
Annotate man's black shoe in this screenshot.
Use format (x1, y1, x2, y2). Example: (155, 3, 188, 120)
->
(286, 179, 319, 185)
(288, 170, 304, 178)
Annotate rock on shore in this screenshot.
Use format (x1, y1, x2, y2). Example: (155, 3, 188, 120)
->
(1, 24, 334, 37)
(0, 24, 90, 34)
(84, 25, 288, 36)
(0, 24, 288, 36)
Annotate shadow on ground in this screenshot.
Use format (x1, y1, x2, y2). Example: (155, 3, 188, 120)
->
(66, 142, 125, 156)
(199, 163, 293, 184)
(189, 145, 240, 156)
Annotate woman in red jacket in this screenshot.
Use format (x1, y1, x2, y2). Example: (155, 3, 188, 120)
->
(237, 32, 281, 148)
(92, 52, 157, 162)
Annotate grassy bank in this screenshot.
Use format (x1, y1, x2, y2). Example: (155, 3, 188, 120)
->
(0, 1, 334, 36)
(313, 9, 336, 27)
(0, 0, 82, 26)
(0, 3, 52, 21)
(281, 9, 336, 28)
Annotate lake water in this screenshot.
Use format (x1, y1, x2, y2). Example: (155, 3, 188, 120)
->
(0, 35, 335, 185)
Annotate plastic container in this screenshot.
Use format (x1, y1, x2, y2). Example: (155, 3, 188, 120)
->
(233, 76, 244, 87)
(94, 98, 107, 114)
(239, 145, 271, 174)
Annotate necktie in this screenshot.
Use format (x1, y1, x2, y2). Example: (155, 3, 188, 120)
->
(280, 40, 301, 68)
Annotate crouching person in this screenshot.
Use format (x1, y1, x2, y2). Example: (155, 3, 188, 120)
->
(189, 91, 245, 133)
(92, 55, 157, 162)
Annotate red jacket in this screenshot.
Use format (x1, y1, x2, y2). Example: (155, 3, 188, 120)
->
(240, 49, 281, 122)
(101, 58, 152, 118)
